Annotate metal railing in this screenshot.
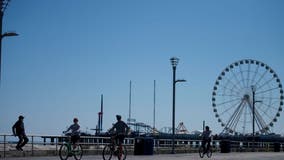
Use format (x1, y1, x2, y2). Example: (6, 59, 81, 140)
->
(1, 134, 283, 158)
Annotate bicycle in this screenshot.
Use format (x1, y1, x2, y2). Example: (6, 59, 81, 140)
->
(59, 135, 83, 160)
(102, 135, 127, 160)
(199, 143, 212, 158)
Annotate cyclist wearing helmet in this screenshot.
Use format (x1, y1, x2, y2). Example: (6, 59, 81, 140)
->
(201, 126, 212, 154)
(109, 115, 130, 145)
(63, 118, 80, 145)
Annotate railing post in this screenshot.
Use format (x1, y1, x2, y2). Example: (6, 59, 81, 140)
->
(56, 136, 58, 155)
(31, 135, 34, 156)
(155, 139, 159, 153)
(4, 134, 6, 158)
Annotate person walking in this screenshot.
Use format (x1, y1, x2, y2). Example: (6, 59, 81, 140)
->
(12, 115, 29, 151)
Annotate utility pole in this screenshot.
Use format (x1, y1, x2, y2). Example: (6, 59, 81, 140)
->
(128, 80, 132, 124)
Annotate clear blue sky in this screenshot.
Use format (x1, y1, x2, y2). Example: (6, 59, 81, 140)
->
(1, 0, 284, 135)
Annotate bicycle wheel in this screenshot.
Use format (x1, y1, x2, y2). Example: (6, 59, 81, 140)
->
(117, 145, 127, 160)
(198, 146, 204, 158)
(73, 144, 83, 160)
(59, 144, 69, 160)
(103, 145, 113, 160)
(206, 147, 212, 158)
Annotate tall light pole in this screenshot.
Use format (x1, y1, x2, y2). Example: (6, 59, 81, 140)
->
(252, 86, 256, 135)
(251, 86, 256, 151)
(170, 57, 186, 154)
(251, 85, 263, 151)
(153, 80, 156, 130)
(0, 0, 18, 83)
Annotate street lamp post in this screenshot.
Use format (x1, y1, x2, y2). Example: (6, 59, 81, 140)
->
(252, 87, 256, 133)
(170, 57, 186, 154)
(0, 0, 18, 82)
(171, 57, 177, 154)
(251, 85, 262, 151)
(251, 86, 256, 151)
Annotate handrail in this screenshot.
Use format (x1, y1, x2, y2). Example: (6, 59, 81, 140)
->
(0, 134, 283, 158)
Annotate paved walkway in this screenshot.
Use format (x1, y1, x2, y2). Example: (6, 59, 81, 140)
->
(3, 152, 284, 160)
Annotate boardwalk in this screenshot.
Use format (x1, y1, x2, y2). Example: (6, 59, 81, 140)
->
(4, 152, 284, 160)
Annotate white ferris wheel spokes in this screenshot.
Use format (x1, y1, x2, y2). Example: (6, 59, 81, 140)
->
(212, 59, 284, 135)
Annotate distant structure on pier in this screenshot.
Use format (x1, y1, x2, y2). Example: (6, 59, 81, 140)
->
(176, 122, 189, 134)
(93, 95, 104, 135)
(127, 120, 190, 136)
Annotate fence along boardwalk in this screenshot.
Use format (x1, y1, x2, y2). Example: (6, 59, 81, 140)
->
(1, 134, 284, 158)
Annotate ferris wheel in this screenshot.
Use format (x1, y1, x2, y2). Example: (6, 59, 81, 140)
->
(212, 59, 283, 135)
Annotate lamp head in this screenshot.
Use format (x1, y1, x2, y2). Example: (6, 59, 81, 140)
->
(170, 57, 179, 68)
(251, 85, 256, 92)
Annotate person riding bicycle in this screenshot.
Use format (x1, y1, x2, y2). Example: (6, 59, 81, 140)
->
(63, 118, 80, 147)
(108, 115, 130, 147)
(201, 126, 212, 154)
